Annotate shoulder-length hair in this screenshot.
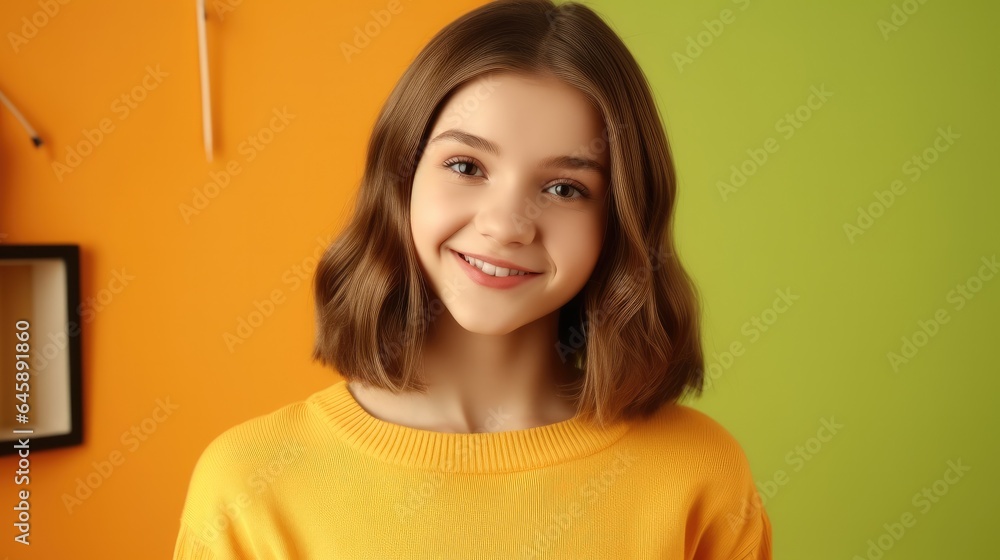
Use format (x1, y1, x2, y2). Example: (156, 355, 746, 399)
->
(312, 0, 704, 427)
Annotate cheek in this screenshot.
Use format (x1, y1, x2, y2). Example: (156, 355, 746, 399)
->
(410, 175, 465, 253)
(548, 211, 605, 274)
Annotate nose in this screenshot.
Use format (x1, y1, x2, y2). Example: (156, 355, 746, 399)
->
(473, 177, 537, 246)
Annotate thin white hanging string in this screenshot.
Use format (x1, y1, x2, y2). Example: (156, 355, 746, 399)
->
(0, 88, 42, 147)
(196, 0, 213, 162)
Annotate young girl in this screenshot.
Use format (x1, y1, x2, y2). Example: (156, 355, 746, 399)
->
(174, 1, 773, 558)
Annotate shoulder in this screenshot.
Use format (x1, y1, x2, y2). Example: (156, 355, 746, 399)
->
(632, 402, 754, 468)
(176, 389, 338, 548)
(177, 391, 328, 525)
(190, 398, 314, 478)
(627, 403, 771, 557)
(624, 402, 760, 510)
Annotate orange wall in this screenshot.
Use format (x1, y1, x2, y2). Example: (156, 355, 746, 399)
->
(0, 1, 485, 556)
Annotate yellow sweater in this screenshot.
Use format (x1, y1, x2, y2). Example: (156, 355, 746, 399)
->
(173, 379, 772, 559)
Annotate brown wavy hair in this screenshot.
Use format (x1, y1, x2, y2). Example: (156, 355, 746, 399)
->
(312, 0, 704, 427)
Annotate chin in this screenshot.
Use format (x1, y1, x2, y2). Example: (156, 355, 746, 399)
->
(448, 306, 528, 336)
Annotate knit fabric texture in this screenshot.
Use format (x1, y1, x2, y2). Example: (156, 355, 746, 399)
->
(173, 379, 772, 559)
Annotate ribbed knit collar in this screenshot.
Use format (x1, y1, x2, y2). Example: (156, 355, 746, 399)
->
(306, 380, 631, 474)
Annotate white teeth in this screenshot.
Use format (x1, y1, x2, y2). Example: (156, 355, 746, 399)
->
(463, 254, 529, 276)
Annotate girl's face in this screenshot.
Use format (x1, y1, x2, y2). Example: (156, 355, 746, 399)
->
(410, 71, 610, 335)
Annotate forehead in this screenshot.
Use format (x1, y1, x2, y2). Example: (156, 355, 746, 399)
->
(430, 72, 608, 166)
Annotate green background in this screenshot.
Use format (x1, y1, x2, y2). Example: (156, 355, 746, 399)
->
(584, 0, 998, 557)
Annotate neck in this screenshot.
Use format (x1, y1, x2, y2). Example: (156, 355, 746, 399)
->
(349, 309, 582, 433)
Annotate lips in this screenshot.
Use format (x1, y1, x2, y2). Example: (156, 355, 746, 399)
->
(452, 250, 540, 275)
(452, 249, 541, 289)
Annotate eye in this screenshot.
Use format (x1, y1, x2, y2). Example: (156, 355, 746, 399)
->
(442, 157, 484, 178)
(441, 157, 592, 200)
(544, 182, 591, 200)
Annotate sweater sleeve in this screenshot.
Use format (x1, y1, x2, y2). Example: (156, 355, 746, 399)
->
(172, 521, 219, 560)
(732, 505, 773, 560)
(690, 417, 774, 560)
(743, 507, 773, 559)
(171, 431, 252, 560)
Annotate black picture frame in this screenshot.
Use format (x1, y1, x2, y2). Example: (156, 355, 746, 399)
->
(0, 244, 83, 454)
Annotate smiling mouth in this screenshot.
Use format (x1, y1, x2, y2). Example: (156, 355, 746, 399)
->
(455, 251, 539, 277)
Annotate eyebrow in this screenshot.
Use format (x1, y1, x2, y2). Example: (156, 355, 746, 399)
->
(427, 128, 609, 180)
